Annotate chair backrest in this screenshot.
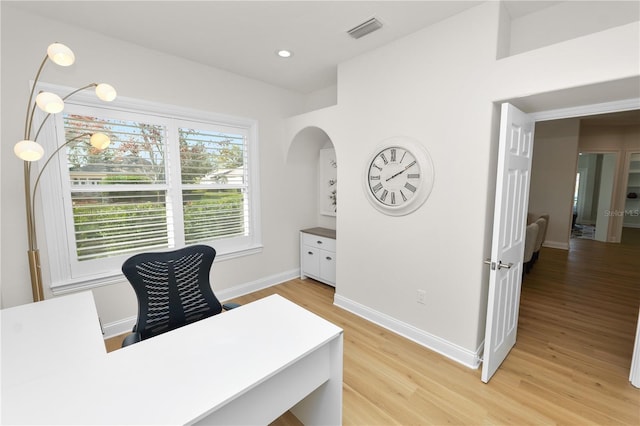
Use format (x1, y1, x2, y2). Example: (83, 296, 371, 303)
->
(122, 245, 222, 340)
(534, 217, 547, 251)
(540, 213, 549, 242)
(524, 223, 539, 262)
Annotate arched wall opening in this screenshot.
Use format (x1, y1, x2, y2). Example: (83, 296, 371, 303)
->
(287, 126, 337, 230)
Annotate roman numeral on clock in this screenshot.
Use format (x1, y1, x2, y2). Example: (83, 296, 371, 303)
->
(370, 175, 381, 180)
(390, 148, 396, 162)
(372, 183, 383, 193)
(380, 189, 388, 202)
(404, 182, 417, 193)
(390, 191, 396, 205)
(407, 173, 420, 179)
(380, 153, 388, 165)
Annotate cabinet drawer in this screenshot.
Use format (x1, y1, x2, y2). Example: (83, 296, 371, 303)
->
(301, 246, 320, 278)
(301, 233, 336, 252)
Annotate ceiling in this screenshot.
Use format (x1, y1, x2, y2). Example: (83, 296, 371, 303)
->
(7, 1, 561, 94)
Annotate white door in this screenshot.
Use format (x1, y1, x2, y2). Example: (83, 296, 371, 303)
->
(482, 103, 535, 383)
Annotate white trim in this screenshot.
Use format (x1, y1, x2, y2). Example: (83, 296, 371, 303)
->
(50, 245, 265, 295)
(530, 98, 640, 122)
(630, 308, 640, 388)
(333, 294, 482, 369)
(542, 240, 569, 250)
(99, 268, 300, 339)
(102, 315, 137, 340)
(215, 268, 300, 302)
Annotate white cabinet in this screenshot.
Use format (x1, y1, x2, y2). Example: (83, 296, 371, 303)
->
(300, 228, 336, 287)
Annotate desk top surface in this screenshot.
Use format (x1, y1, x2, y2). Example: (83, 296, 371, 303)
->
(2, 293, 343, 425)
(1, 291, 106, 388)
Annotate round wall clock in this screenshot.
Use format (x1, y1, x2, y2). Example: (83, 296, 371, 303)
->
(364, 136, 434, 216)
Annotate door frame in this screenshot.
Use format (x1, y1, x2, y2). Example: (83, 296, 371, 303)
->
(487, 96, 640, 381)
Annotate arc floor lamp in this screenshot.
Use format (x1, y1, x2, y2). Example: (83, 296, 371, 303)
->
(15, 43, 117, 302)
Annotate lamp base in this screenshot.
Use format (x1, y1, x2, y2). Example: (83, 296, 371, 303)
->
(28, 249, 45, 302)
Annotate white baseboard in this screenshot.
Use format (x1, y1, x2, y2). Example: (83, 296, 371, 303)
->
(543, 240, 569, 250)
(102, 316, 136, 339)
(101, 269, 300, 340)
(215, 268, 300, 302)
(333, 294, 482, 369)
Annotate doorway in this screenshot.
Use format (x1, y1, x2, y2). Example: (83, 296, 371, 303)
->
(622, 152, 640, 239)
(573, 152, 618, 242)
(486, 102, 640, 382)
(523, 109, 640, 385)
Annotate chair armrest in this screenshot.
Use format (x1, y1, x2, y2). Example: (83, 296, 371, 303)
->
(222, 302, 241, 310)
(121, 332, 142, 348)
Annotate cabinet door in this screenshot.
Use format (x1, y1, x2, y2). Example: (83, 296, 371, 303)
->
(301, 246, 320, 278)
(320, 250, 336, 285)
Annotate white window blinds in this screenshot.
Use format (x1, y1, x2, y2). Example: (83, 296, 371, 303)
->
(179, 128, 249, 244)
(65, 114, 170, 260)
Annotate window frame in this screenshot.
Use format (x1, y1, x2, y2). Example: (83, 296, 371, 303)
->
(36, 83, 262, 295)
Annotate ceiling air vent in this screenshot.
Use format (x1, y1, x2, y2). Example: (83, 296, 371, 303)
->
(347, 17, 383, 39)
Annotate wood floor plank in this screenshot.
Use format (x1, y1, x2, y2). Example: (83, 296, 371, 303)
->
(106, 228, 640, 425)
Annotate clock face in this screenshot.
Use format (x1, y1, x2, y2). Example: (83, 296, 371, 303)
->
(364, 137, 434, 216)
(367, 147, 420, 207)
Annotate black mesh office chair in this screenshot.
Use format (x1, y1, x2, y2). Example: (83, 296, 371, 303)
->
(121, 245, 238, 347)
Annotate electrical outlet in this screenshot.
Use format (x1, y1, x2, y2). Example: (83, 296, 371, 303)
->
(417, 289, 426, 304)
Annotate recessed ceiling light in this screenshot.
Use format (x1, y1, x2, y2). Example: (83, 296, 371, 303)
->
(276, 49, 293, 58)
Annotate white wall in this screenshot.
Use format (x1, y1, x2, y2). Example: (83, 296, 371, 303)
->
(508, 0, 640, 56)
(528, 119, 580, 249)
(0, 5, 316, 329)
(286, 2, 639, 364)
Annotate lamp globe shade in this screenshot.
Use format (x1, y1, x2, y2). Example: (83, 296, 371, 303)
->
(47, 43, 75, 66)
(14, 140, 45, 161)
(35, 92, 65, 113)
(95, 83, 117, 102)
(90, 133, 111, 150)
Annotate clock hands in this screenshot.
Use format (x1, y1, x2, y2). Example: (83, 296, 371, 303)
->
(385, 169, 405, 182)
(385, 160, 416, 182)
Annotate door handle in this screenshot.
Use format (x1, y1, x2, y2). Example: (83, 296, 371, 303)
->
(498, 261, 513, 270)
(484, 258, 495, 270)
(484, 259, 512, 270)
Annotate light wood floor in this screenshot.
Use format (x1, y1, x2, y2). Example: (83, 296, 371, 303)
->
(106, 229, 640, 424)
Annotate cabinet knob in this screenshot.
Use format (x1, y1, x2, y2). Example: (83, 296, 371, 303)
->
(326, 256, 332, 261)
(308, 251, 314, 255)
(317, 240, 323, 245)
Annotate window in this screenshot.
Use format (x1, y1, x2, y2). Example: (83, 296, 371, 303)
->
(37, 84, 261, 293)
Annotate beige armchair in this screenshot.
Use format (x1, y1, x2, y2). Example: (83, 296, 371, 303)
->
(533, 217, 548, 263)
(523, 222, 539, 276)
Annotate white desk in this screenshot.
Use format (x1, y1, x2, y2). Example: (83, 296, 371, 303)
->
(1, 291, 106, 388)
(1, 293, 343, 425)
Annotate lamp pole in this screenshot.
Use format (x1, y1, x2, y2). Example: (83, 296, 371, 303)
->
(15, 43, 116, 302)
(24, 133, 112, 302)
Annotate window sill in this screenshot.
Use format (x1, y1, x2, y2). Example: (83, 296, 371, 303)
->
(50, 244, 264, 296)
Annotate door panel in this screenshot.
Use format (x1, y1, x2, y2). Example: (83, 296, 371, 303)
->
(482, 103, 535, 383)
